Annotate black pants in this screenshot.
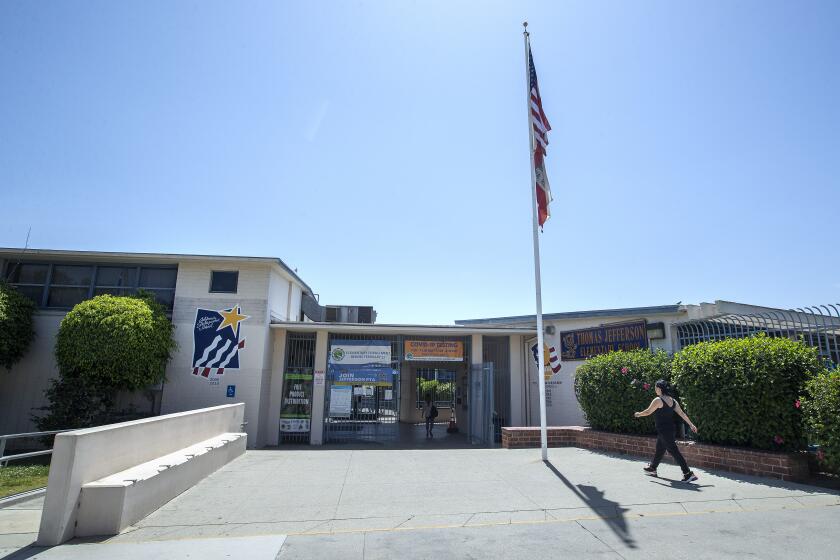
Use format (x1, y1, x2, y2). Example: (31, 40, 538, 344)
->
(425, 417, 434, 435)
(651, 427, 690, 474)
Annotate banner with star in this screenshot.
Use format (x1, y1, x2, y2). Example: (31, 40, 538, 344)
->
(192, 305, 249, 378)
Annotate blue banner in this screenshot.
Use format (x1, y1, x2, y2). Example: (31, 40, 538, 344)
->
(328, 340, 395, 386)
(560, 321, 648, 360)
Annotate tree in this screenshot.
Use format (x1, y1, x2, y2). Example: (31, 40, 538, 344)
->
(0, 281, 36, 370)
(54, 292, 176, 391)
(35, 292, 176, 430)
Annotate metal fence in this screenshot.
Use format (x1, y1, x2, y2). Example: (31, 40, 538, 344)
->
(0, 429, 74, 467)
(675, 304, 840, 367)
(468, 363, 495, 447)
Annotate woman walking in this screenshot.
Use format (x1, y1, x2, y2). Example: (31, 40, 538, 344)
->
(634, 379, 699, 482)
(421, 394, 436, 438)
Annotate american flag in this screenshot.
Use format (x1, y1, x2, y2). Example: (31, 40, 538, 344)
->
(528, 46, 553, 227)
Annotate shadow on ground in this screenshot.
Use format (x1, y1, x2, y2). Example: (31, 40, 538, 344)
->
(543, 459, 637, 549)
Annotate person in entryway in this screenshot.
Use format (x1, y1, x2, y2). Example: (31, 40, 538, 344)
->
(634, 380, 699, 482)
(422, 394, 437, 438)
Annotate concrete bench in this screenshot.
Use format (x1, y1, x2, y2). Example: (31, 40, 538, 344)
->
(75, 432, 246, 537)
(38, 404, 246, 546)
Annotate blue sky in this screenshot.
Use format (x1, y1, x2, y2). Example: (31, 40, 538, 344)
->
(1, 1, 838, 324)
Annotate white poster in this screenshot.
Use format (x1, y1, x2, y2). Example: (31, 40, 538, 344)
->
(330, 341, 391, 365)
(329, 386, 352, 417)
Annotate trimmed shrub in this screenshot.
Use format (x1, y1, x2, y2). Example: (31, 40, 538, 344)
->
(35, 293, 176, 431)
(801, 369, 840, 473)
(0, 281, 36, 369)
(574, 350, 672, 435)
(54, 293, 176, 391)
(671, 335, 821, 451)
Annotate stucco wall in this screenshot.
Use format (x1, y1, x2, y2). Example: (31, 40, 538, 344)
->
(159, 261, 272, 447)
(0, 311, 63, 435)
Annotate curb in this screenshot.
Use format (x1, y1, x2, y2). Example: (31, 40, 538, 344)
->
(0, 487, 46, 509)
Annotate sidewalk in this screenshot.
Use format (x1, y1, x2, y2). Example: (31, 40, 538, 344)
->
(2, 447, 839, 558)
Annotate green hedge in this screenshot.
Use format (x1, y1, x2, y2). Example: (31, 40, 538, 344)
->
(574, 350, 672, 435)
(0, 282, 36, 369)
(671, 335, 821, 451)
(36, 293, 176, 432)
(801, 369, 840, 473)
(54, 293, 176, 391)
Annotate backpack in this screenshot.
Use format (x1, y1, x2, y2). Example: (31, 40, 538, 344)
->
(431, 405, 438, 419)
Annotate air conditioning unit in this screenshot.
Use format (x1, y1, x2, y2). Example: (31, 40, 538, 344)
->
(323, 305, 377, 324)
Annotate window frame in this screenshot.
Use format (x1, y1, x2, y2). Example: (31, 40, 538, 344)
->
(209, 270, 239, 294)
(4, 261, 177, 311)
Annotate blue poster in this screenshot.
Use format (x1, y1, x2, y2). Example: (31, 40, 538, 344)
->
(192, 305, 249, 379)
(328, 340, 395, 386)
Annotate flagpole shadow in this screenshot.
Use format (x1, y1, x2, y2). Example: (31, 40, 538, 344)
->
(543, 459, 637, 549)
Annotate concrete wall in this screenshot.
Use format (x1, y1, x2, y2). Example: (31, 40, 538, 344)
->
(160, 261, 272, 447)
(37, 403, 245, 546)
(268, 270, 291, 321)
(0, 311, 63, 435)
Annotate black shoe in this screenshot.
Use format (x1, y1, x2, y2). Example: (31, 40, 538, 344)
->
(682, 471, 698, 483)
(643, 465, 657, 476)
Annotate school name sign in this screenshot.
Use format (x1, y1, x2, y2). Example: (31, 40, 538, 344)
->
(560, 321, 648, 360)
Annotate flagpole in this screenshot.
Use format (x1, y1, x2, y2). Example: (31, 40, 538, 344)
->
(523, 22, 549, 461)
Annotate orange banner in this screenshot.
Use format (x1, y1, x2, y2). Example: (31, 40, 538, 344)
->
(404, 341, 464, 362)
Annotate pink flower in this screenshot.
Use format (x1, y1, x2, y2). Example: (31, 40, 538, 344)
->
(621, 367, 629, 374)
(794, 400, 801, 409)
(643, 383, 651, 391)
(774, 435, 784, 445)
(817, 449, 826, 462)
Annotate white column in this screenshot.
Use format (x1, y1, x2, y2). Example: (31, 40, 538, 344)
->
(266, 329, 287, 447)
(309, 330, 329, 445)
(471, 334, 483, 366)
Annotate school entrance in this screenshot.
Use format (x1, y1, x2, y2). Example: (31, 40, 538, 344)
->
(323, 335, 475, 445)
(275, 326, 529, 448)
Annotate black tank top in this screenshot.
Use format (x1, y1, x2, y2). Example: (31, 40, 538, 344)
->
(654, 396, 677, 431)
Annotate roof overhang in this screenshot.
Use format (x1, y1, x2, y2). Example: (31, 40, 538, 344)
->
(270, 321, 536, 336)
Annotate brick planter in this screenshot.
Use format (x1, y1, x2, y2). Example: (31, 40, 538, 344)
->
(501, 426, 810, 482)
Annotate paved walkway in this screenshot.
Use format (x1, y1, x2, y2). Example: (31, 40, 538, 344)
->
(2, 447, 839, 558)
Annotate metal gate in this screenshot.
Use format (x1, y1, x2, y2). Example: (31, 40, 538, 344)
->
(468, 363, 495, 447)
(324, 334, 402, 443)
(483, 336, 511, 443)
(279, 332, 316, 444)
(675, 304, 840, 368)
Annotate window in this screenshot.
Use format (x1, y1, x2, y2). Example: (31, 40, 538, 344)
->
(47, 265, 93, 308)
(4, 263, 48, 304)
(4, 261, 177, 311)
(210, 271, 238, 293)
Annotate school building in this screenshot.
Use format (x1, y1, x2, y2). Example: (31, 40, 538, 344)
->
(2, 247, 836, 448)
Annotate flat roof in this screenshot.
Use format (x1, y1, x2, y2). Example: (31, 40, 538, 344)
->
(456, 304, 685, 326)
(271, 321, 536, 336)
(0, 247, 314, 295)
